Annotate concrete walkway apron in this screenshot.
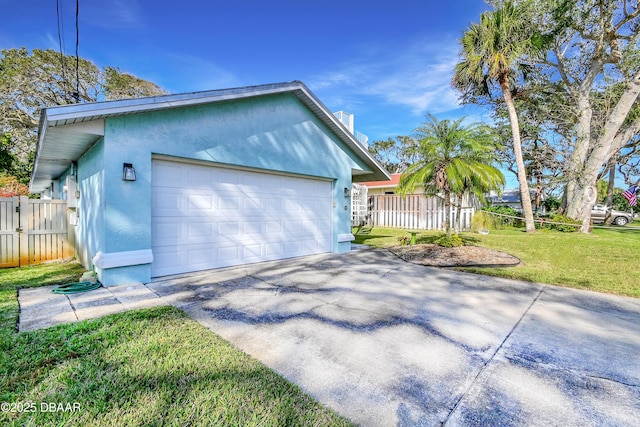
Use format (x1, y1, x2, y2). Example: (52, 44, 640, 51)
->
(19, 249, 640, 426)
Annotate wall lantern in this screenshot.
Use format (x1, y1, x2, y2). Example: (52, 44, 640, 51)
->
(122, 163, 137, 181)
(344, 187, 351, 198)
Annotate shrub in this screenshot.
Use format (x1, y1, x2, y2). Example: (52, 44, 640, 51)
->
(471, 210, 498, 232)
(545, 214, 580, 232)
(434, 233, 464, 247)
(398, 236, 411, 246)
(483, 206, 521, 227)
(543, 195, 562, 213)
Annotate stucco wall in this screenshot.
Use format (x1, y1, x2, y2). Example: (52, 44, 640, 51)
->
(94, 93, 367, 285)
(76, 138, 105, 270)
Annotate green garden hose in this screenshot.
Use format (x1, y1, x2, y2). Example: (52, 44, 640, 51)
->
(52, 282, 101, 294)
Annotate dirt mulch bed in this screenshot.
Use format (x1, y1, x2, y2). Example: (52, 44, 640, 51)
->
(388, 244, 521, 268)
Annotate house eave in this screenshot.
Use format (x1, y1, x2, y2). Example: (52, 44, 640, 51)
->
(30, 81, 390, 193)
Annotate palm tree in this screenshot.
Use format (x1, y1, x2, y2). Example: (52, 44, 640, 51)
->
(452, 1, 539, 232)
(397, 114, 505, 237)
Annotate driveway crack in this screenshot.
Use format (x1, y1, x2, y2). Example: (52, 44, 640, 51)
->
(441, 284, 547, 426)
(584, 374, 640, 388)
(65, 295, 80, 321)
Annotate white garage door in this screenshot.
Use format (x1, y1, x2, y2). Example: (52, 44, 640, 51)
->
(151, 160, 333, 277)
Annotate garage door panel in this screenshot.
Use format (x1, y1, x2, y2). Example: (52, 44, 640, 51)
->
(152, 160, 332, 277)
(218, 221, 240, 236)
(152, 189, 182, 215)
(154, 189, 221, 217)
(308, 238, 328, 252)
(284, 241, 302, 254)
(188, 247, 216, 266)
(152, 162, 185, 187)
(263, 198, 283, 211)
(243, 221, 263, 235)
(265, 221, 282, 234)
(217, 245, 240, 263)
(284, 220, 304, 233)
(216, 195, 239, 210)
(265, 242, 284, 257)
(187, 167, 216, 186)
(243, 244, 263, 259)
(187, 193, 215, 211)
(189, 222, 215, 241)
(153, 217, 217, 246)
(243, 197, 262, 211)
(217, 169, 242, 186)
(153, 245, 183, 268)
(317, 219, 332, 233)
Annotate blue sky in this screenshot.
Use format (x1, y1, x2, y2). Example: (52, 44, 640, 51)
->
(2, 0, 491, 137)
(3, 0, 513, 180)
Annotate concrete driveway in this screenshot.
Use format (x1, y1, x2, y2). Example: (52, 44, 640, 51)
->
(141, 249, 640, 426)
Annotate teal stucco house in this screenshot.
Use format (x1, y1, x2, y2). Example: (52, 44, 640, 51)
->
(30, 81, 389, 286)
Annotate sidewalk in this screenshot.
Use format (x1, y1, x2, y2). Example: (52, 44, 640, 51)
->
(18, 282, 165, 332)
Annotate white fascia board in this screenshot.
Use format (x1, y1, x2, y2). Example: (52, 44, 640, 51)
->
(30, 113, 49, 191)
(45, 82, 304, 125)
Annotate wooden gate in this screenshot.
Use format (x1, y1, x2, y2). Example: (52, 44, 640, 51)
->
(0, 196, 73, 267)
(0, 197, 20, 267)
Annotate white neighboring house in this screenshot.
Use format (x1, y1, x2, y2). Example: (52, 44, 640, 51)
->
(361, 173, 480, 205)
(360, 173, 404, 195)
(356, 173, 480, 230)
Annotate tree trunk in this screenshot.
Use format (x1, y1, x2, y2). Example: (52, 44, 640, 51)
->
(564, 70, 640, 232)
(605, 161, 616, 208)
(444, 191, 452, 237)
(604, 161, 616, 226)
(455, 194, 463, 233)
(500, 77, 535, 232)
(565, 93, 594, 218)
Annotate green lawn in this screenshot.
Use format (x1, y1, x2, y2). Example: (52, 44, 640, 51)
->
(0, 262, 353, 426)
(354, 226, 640, 298)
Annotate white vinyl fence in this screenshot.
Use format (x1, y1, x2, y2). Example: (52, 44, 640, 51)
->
(365, 194, 475, 231)
(351, 184, 369, 226)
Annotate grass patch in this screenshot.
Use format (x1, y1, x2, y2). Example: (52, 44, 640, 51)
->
(0, 262, 353, 426)
(354, 227, 640, 298)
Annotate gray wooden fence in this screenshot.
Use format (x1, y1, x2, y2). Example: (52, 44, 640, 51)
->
(0, 196, 74, 268)
(366, 194, 475, 230)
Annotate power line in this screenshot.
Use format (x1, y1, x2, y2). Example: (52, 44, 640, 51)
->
(74, 0, 80, 103)
(56, 0, 69, 103)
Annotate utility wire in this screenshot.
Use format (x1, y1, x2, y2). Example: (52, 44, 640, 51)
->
(74, 0, 80, 103)
(56, 0, 69, 103)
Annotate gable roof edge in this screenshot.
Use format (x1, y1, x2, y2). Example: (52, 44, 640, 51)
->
(31, 81, 390, 192)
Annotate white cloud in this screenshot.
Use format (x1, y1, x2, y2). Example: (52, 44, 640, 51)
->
(158, 54, 242, 93)
(44, 33, 60, 50)
(309, 37, 463, 116)
(84, 0, 144, 29)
